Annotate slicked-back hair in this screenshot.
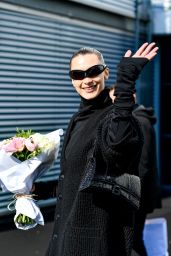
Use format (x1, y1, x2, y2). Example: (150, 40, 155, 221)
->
(69, 47, 105, 69)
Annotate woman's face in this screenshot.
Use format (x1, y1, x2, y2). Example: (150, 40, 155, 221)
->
(70, 53, 109, 100)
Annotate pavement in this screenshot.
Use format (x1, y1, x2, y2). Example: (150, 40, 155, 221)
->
(0, 198, 171, 256)
(0, 207, 54, 256)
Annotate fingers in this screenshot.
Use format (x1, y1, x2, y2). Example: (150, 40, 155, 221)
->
(123, 42, 159, 61)
(132, 42, 159, 60)
(133, 42, 149, 57)
(140, 42, 156, 57)
(144, 46, 159, 60)
(124, 50, 132, 57)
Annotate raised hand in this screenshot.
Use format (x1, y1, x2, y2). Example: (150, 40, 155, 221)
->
(124, 42, 159, 61)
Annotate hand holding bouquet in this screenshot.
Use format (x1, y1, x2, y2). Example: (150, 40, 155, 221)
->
(0, 128, 63, 230)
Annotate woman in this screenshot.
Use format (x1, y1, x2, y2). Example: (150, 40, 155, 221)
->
(35, 42, 158, 256)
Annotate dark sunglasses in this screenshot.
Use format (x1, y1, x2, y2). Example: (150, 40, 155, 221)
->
(69, 64, 107, 80)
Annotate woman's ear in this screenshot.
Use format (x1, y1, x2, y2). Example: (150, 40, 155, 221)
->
(104, 67, 109, 80)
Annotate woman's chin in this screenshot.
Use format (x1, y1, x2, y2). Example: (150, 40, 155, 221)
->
(81, 91, 98, 100)
(80, 88, 103, 100)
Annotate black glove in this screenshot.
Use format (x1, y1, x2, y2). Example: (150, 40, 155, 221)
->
(115, 57, 149, 92)
(113, 57, 149, 109)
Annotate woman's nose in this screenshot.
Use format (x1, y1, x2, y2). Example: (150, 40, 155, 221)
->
(83, 77, 94, 84)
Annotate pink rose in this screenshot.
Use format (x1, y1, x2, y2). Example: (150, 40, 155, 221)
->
(3, 137, 25, 153)
(25, 139, 37, 152)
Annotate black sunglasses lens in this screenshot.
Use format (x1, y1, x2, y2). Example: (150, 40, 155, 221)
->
(70, 71, 85, 80)
(88, 65, 105, 78)
(69, 65, 106, 80)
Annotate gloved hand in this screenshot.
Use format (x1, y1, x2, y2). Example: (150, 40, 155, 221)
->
(115, 42, 159, 97)
(116, 42, 158, 86)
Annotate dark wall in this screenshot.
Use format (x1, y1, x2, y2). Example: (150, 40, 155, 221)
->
(155, 36, 171, 191)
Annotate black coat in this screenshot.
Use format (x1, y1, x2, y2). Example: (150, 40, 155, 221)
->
(133, 105, 162, 213)
(37, 57, 149, 256)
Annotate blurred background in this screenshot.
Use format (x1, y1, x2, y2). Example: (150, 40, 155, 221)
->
(0, 0, 171, 255)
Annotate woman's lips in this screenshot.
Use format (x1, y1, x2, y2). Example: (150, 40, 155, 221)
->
(83, 85, 97, 93)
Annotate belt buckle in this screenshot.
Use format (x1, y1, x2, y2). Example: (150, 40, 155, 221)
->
(112, 185, 121, 195)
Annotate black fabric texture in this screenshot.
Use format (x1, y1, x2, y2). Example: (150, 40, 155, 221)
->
(132, 104, 162, 256)
(133, 104, 162, 212)
(114, 57, 149, 109)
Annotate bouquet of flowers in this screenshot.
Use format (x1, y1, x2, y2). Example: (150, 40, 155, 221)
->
(0, 128, 63, 230)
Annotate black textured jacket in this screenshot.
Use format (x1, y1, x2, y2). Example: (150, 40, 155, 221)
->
(133, 104, 162, 213)
(36, 57, 148, 256)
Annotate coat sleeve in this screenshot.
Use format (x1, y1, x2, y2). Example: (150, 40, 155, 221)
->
(133, 114, 162, 211)
(98, 58, 149, 175)
(134, 115, 155, 180)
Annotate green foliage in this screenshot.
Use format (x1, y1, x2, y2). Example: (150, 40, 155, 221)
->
(15, 128, 34, 139)
(16, 214, 35, 226)
(13, 147, 42, 162)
